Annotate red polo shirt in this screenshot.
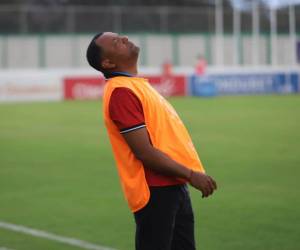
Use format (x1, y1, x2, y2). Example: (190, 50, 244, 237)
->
(109, 87, 185, 187)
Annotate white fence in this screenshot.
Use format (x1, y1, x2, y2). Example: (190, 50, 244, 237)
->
(0, 33, 299, 70)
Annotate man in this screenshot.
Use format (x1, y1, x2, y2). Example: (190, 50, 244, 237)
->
(86, 32, 217, 250)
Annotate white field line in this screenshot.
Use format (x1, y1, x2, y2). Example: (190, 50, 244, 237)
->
(0, 247, 15, 250)
(0, 221, 116, 250)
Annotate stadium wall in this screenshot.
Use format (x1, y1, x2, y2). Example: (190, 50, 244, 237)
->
(0, 67, 299, 102)
(0, 33, 299, 69)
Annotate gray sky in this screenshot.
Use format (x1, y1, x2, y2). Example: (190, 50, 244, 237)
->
(230, 0, 300, 9)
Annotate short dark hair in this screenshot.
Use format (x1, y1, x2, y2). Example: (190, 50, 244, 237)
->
(86, 32, 104, 72)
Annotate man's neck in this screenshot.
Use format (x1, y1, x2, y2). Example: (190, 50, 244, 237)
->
(121, 66, 138, 76)
(116, 59, 138, 76)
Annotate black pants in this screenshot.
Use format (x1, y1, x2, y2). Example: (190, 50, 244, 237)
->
(134, 184, 196, 250)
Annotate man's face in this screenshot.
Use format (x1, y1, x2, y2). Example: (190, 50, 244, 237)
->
(95, 32, 139, 69)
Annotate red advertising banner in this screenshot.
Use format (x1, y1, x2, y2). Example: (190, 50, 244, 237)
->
(63, 75, 186, 100)
(143, 75, 186, 97)
(64, 76, 106, 100)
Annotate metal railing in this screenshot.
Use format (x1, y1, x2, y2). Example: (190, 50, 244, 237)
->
(0, 5, 299, 34)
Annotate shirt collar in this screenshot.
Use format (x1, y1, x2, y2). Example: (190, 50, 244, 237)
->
(106, 71, 133, 78)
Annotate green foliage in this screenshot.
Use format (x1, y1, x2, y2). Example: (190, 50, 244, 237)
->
(0, 96, 300, 250)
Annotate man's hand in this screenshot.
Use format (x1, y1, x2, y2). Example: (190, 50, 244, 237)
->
(189, 171, 217, 198)
(122, 127, 218, 198)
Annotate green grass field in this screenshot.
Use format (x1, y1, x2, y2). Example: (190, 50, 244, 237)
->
(1, 95, 300, 250)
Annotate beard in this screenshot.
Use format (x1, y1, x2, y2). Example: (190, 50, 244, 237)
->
(130, 44, 140, 61)
(129, 41, 140, 56)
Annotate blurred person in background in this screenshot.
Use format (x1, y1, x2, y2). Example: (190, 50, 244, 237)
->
(195, 54, 207, 76)
(162, 60, 173, 77)
(86, 32, 217, 250)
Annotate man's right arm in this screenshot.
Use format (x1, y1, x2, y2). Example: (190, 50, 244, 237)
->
(122, 127, 217, 198)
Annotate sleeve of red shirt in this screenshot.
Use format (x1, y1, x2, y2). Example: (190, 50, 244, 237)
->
(109, 87, 146, 133)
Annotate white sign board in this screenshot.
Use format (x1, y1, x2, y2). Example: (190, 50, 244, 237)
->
(0, 70, 62, 102)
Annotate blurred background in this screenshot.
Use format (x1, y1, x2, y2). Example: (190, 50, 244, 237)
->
(0, 1, 300, 250)
(0, 0, 300, 68)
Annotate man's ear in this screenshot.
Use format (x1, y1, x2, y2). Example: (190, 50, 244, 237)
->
(101, 59, 116, 69)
